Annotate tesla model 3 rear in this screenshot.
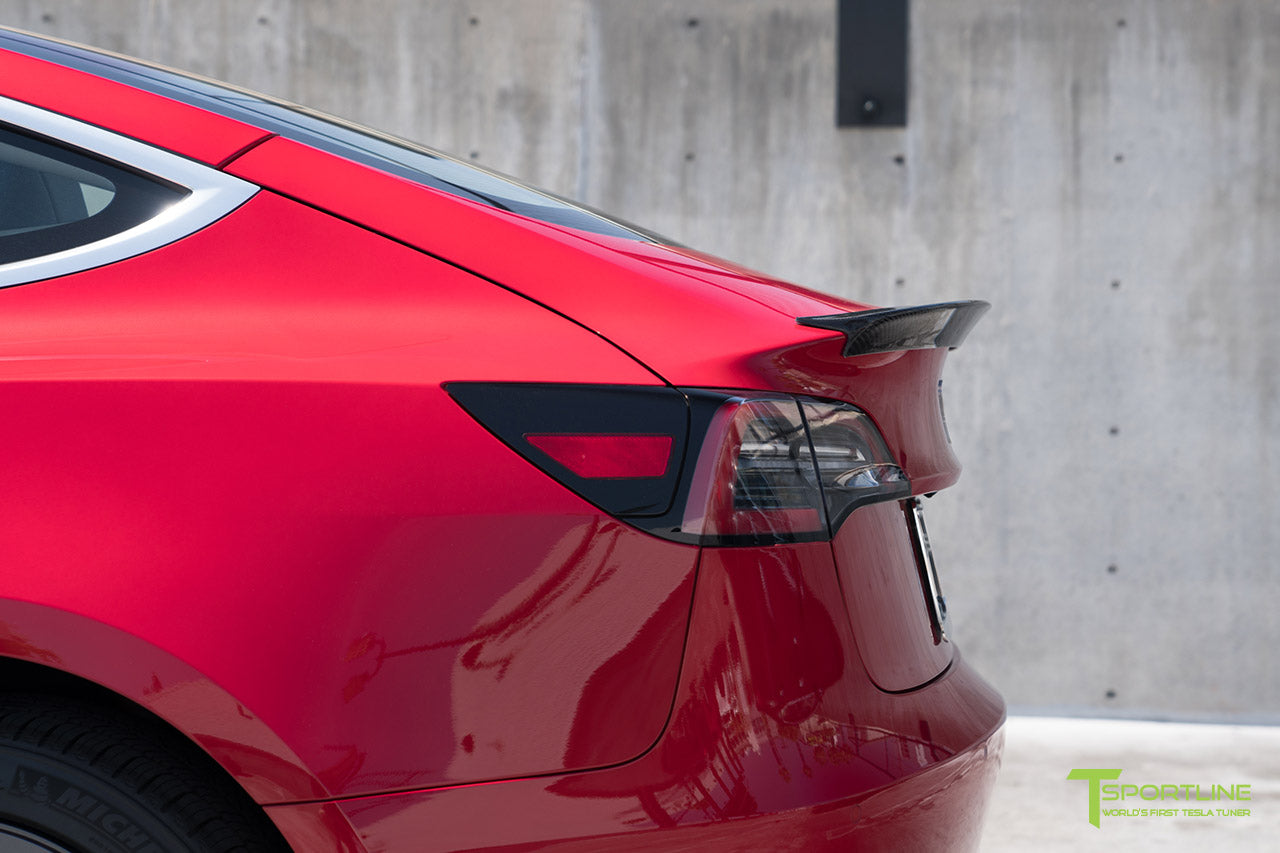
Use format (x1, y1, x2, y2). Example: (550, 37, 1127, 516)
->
(0, 28, 1003, 853)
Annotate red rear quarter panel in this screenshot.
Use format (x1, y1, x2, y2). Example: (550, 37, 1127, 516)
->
(314, 543, 1003, 852)
(223, 139, 857, 384)
(0, 191, 699, 800)
(224, 139, 963, 492)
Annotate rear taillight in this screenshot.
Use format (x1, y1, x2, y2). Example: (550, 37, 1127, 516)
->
(681, 395, 908, 545)
(802, 399, 910, 529)
(524, 433, 673, 479)
(680, 398, 824, 542)
(447, 384, 908, 545)
(447, 383, 689, 517)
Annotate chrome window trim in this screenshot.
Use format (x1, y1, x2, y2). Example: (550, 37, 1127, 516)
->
(0, 95, 258, 288)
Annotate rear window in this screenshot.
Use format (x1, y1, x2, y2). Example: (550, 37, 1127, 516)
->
(0, 29, 667, 243)
(0, 125, 185, 264)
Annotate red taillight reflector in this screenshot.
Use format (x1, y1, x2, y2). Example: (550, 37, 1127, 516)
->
(525, 434, 673, 479)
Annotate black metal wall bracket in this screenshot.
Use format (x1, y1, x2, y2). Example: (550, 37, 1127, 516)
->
(837, 0, 909, 127)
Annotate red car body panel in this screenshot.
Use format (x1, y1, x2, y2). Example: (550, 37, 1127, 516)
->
(225, 138, 962, 492)
(0, 31, 1003, 852)
(832, 502, 955, 692)
(0, 192, 701, 799)
(0, 47, 268, 165)
(269, 544, 1002, 852)
(223, 139, 860, 375)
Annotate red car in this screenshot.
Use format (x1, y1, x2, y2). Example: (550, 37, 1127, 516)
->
(0, 28, 1003, 853)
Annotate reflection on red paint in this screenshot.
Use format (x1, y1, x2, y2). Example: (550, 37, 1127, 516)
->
(832, 501, 954, 692)
(334, 538, 1004, 850)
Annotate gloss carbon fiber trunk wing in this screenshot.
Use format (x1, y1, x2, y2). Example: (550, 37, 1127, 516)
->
(797, 300, 990, 357)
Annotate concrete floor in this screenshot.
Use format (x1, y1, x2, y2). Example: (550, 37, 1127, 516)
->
(980, 716, 1280, 852)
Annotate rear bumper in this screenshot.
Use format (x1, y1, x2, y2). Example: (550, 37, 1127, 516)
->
(269, 538, 1004, 852)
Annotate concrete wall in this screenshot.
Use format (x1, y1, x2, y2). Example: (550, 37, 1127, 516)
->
(4, 0, 1277, 720)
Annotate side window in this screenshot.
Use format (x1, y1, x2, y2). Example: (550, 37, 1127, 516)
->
(0, 126, 187, 264)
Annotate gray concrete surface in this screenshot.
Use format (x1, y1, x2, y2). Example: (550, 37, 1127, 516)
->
(985, 716, 1280, 851)
(1, 1, 1276, 718)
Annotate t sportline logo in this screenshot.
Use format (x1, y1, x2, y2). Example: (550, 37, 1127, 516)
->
(1067, 768, 1253, 827)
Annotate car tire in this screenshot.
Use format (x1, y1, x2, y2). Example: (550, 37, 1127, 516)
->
(0, 694, 287, 853)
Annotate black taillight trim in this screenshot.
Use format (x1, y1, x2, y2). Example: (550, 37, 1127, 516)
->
(446, 382, 692, 518)
(446, 383, 913, 548)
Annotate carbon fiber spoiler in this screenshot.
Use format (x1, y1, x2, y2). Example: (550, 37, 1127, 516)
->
(797, 300, 990, 358)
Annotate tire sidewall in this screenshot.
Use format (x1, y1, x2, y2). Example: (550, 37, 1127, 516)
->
(0, 743, 193, 853)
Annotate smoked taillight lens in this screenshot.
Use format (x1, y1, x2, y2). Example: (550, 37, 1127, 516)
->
(681, 395, 908, 545)
(681, 398, 826, 542)
(447, 384, 908, 545)
(802, 400, 910, 530)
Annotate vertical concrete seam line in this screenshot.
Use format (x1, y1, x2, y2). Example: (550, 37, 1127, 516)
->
(576, 0, 596, 205)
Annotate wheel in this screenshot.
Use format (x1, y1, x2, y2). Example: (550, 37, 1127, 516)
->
(0, 694, 288, 853)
